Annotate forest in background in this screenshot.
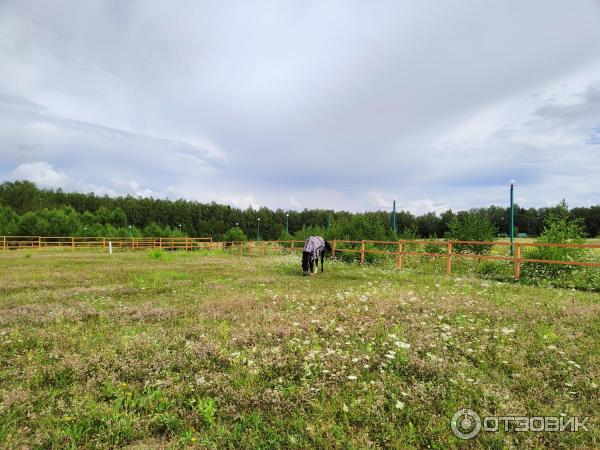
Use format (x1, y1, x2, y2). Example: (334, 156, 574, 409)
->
(1, 180, 599, 240)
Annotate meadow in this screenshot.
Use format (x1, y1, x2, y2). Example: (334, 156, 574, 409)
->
(0, 249, 598, 448)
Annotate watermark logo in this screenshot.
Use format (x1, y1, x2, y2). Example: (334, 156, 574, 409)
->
(451, 409, 481, 440)
(451, 409, 589, 439)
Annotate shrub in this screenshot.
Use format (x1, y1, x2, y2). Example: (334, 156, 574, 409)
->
(445, 211, 496, 254)
(223, 226, 247, 242)
(523, 202, 586, 280)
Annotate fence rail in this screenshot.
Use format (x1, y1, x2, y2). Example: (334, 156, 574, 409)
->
(1, 236, 213, 251)
(2, 236, 599, 281)
(219, 239, 600, 281)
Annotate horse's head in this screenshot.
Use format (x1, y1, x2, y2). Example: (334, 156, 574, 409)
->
(302, 251, 310, 276)
(324, 240, 332, 254)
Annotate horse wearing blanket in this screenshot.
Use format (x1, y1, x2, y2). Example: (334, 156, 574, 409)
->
(302, 236, 332, 276)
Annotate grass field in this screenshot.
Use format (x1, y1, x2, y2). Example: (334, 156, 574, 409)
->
(0, 250, 598, 448)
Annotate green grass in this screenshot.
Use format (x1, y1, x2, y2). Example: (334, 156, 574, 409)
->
(0, 250, 598, 448)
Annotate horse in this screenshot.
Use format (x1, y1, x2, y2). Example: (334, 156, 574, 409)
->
(302, 236, 332, 276)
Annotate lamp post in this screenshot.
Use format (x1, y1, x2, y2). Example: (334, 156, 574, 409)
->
(179, 223, 182, 234)
(128, 225, 132, 237)
(84, 227, 87, 239)
(392, 199, 397, 234)
(285, 213, 289, 235)
(509, 180, 516, 256)
(257, 218, 261, 241)
(235, 222, 239, 227)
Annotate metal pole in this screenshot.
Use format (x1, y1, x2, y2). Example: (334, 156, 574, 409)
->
(257, 218, 261, 241)
(285, 214, 289, 234)
(392, 200, 397, 233)
(510, 181, 515, 256)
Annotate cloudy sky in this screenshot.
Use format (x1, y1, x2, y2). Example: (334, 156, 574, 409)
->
(1, 1, 600, 214)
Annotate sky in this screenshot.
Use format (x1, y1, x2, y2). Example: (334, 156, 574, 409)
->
(1, 0, 600, 215)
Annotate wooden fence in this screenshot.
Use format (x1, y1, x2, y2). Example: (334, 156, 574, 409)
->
(2, 236, 599, 281)
(222, 239, 600, 281)
(0, 236, 213, 251)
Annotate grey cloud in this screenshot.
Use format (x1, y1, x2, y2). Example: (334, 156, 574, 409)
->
(1, 0, 600, 212)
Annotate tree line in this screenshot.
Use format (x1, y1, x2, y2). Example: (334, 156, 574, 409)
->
(0, 180, 599, 240)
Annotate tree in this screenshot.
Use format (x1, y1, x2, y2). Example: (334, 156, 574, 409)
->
(0, 205, 18, 235)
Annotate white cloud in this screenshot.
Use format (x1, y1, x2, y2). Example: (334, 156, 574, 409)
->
(10, 162, 67, 189)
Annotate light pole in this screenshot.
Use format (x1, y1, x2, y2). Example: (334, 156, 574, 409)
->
(392, 199, 397, 234)
(510, 180, 516, 256)
(84, 227, 87, 239)
(128, 225, 132, 237)
(285, 213, 289, 235)
(179, 223, 182, 235)
(257, 218, 261, 240)
(235, 222, 239, 228)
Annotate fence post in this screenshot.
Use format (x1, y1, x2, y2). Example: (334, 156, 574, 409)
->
(159, 237, 162, 250)
(360, 240, 365, 265)
(332, 240, 337, 258)
(262, 241, 266, 256)
(396, 241, 403, 269)
(103, 237, 106, 249)
(513, 242, 521, 280)
(446, 241, 452, 274)
(2, 236, 6, 252)
(131, 238, 135, 250)
(291, 241, 295, 252)
(71, 237, 75, 250)
(38, 236, 42, 249)
(240, 241, 244, 256)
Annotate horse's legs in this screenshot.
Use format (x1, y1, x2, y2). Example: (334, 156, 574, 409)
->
(321, 253, 324, 272)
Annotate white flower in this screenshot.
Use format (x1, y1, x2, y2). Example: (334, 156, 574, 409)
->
(342, 404, 349, 413)
(347, 375, 357, 380)
(395, 341, 411, 349)
(501, 328, 515, 334)
(547, 345, 557, 350)
(395, 400, 405, 409)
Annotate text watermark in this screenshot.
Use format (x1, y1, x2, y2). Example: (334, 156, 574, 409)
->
(451, 409, 589, 440)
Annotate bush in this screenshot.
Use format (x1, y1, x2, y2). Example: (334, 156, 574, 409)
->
(424, 237, 445, 254)
(523, 202, 586, 280)
(398, 226, 419, 252)
(445, 211, 496, 254)
(223, 226, 247, 242)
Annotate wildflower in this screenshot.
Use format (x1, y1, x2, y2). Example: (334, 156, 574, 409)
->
(64, 415, 72, 422)
(191, 437, 198, 443)
(343, 404, 349, 413)
(547, 345, 557, 350)
(395, 341, 411, 349)
(395, 400, 405, 409)
(347, 375, 357, 380)
(501, 328, 515, 335)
